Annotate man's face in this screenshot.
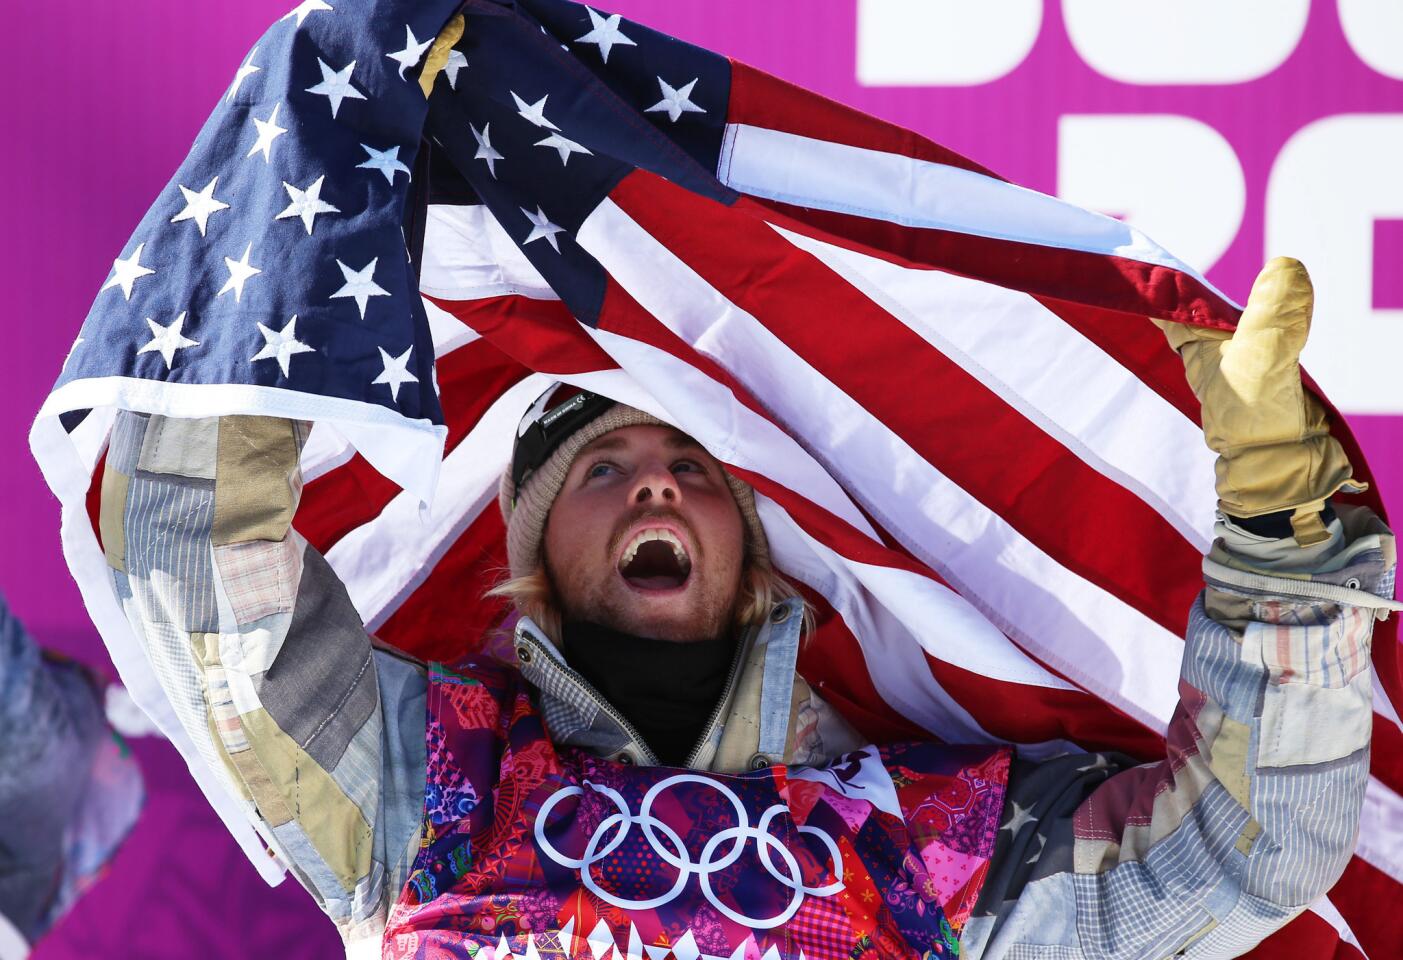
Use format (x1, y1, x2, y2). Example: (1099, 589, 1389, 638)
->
(542, 424, 745, 644)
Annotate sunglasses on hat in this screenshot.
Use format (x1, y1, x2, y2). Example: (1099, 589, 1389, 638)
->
(510, 383, 617, 506)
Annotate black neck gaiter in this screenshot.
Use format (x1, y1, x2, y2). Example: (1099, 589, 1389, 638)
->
(561, 621, 738, 766)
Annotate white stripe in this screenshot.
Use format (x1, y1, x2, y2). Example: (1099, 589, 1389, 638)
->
(589, 328, 1070, 694)
(1308, 895, 1367, 955)
(326, 376, 549, 628)
(423, 294, 481, 359)
(573, 333, 879, 542)
(770, 223, 1219, 551)
(300, 421, 356, 483)
(421, 203, 558, 302)
(718, 122, 1237, 308)
(757, 494, 1084, 758)
(1358, 776, 1403, 885)
(577, 198, 1184, 731)
(35, 375, 445, 506)
(1372, 671, 1402, 733)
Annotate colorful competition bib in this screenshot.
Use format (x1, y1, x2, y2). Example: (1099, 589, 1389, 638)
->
(384, 661, 1010, 960)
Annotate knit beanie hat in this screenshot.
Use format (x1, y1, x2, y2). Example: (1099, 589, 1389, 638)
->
(498, 394, 769, 581)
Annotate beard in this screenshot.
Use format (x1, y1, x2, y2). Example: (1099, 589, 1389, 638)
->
(544, 508, 742, 644)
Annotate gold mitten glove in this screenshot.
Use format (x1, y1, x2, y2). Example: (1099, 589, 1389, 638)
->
(1156, 257, 1363, 545)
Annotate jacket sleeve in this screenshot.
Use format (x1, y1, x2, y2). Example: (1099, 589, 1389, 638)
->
(99, 411, 426, 947)
(963, 505, 1398, 960)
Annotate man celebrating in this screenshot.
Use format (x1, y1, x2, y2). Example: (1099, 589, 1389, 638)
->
(93, 255, 1396, 958)
(34, 0, 1402, 956)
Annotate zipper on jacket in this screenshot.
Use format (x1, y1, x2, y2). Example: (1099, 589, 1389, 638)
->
(515, 631, 662, 766)
(516, 622, 755, 770)
(681, 625, 752, 770)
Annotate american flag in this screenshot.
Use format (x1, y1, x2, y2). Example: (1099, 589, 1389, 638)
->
(30, 0, 1401, 956)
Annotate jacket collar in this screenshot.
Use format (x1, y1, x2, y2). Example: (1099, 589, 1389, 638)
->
(510, 598, 804, 769)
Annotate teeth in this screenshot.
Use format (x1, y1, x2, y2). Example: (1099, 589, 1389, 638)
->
(620, 528, 690, 568)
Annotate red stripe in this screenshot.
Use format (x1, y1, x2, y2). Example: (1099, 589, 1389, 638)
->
(1370, 714, 1403, 801)
(793, 584, 928, 744)
(1034, 295, 1203, 425)
(425, 293, 616, 375)
(727, 61, 1001, 181)
(375, 505, 511, 663)
(749, 194, 1239, 337)
(86, 455, 105, 542)
(1328, 854, 1403, 960)
(1248, 909, 1365, 960)
(594, 231, 1201, 755)
(725, 459, 1171, 755)
(923, 653, 1165, 760)
(608, 169, 1204, 638)
(299, 336, 528, 554)
(747, 193, 1208, 423)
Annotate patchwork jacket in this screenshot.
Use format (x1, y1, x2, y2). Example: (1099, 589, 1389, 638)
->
(98, 411, 1397, 958)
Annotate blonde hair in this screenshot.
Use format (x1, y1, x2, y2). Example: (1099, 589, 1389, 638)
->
(485, 552, 810, 647)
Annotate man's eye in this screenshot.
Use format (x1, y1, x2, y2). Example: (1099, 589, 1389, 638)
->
(671, 459, 703, 475)
(586, 462, 615, 479)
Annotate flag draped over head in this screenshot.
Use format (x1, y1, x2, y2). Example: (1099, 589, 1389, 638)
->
(30, 0, 1401, 956)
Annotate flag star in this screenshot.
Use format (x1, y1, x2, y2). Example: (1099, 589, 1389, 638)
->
(218, 243, 262, 301)
(101, 242, 156, 300)
(306, 58, 366, 118)
(534, 132, 592, 166)
(511, 91, 560, 131)
(1001, 800, 1037, 837)
(138, 313, 199, 369)
(575, 6, 636, 63)
(276, 175, 340, 234)
(227, 46, 261, 101)
(170, 177, 231, 236)
(1026, 834, 1048, 866)
(520, 206, 565, 252)
(357, 143, 411, 185)
(442, 49, 468, 88)
(246, 102, 288, 163)
(645, 76, 705, 123)
(471, 123, 503, 178)
(386, 25, 433, 80)
(373, 345, 418, 401)
(251, 315, 316, 377)
(1077, 754, 1111, 773)
(330, 257, 390, 318)
(283, 0, 332, 28)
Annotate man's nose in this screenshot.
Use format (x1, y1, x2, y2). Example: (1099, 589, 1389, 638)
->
(631, 460, 678, 505)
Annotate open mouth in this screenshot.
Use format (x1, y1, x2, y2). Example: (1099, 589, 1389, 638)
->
(617, 528, 693, 591)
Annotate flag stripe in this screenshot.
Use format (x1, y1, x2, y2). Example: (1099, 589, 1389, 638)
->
(324, 375, 549, 628)
(717, 116, 1239, 331)
(576, 198, 1186, 732)
(300, 337, 529, 554)
(725, 61, 1002, 180)
(374, 505, 510, 665)
(747, 194, 1211, 426)
(765, 220, 1218, 549)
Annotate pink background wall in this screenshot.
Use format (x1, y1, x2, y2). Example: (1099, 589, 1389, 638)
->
(6, 1, 1398, 954)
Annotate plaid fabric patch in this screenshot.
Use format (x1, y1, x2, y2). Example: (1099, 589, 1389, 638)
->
(213, 536, 303, 626)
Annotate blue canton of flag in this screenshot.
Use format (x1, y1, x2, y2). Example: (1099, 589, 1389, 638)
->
(46, 0, 464, 498)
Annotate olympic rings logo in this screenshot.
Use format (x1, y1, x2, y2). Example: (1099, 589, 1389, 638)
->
(534, 774, 845, 929)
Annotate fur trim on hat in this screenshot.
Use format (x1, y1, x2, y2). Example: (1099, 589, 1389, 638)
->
(498, 403, 769, 581)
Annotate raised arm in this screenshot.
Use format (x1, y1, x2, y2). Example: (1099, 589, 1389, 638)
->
(99, 413, 425, 947)
(0, 597, 142, 952)
(963, 259, 1400, 958)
